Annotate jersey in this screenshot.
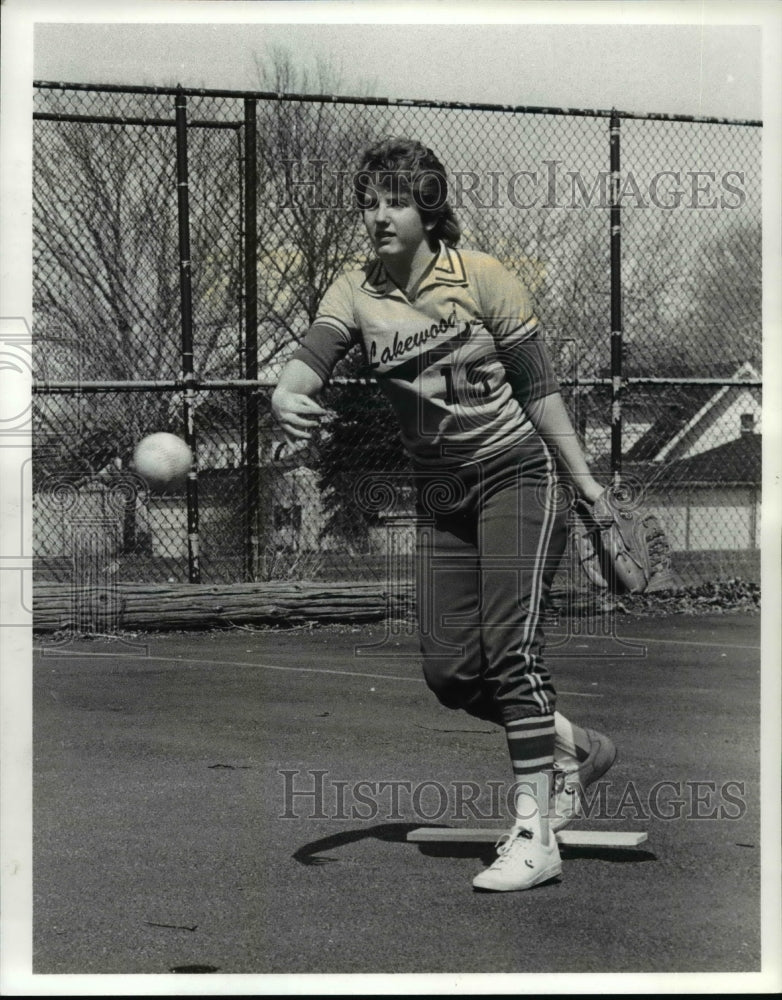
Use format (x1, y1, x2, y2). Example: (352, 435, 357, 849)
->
(292, 242, 560, 468)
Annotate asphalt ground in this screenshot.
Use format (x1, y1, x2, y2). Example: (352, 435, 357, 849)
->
(30, 611, 764, 986)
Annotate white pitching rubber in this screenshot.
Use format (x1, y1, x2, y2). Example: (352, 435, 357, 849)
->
(406, 828, 647, 848)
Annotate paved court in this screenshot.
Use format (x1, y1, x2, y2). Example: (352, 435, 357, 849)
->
(32, 612, 761, 979)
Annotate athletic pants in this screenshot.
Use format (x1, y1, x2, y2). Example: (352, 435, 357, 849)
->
(414, 437, 569, 726)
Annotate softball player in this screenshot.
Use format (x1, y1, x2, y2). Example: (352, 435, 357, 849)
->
(272, 137, 616, 892)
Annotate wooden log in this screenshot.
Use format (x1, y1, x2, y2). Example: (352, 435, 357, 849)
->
(33, 580, 414, 632)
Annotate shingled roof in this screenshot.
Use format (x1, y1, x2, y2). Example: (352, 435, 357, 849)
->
(623, 388, 715, 462)
(621, 363, 761, 463)
(652, 433, 761, 486)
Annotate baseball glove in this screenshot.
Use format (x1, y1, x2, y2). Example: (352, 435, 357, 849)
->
(572, 486, 677, 594)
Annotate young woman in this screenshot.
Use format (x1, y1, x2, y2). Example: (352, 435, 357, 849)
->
(272, 137, 616, 892)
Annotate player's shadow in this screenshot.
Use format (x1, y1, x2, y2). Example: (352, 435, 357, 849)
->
(293, 822, 423, 866)
(292, 823, 656, 866)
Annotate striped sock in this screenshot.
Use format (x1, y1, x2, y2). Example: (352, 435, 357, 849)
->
(504, 715, 555, 840)
(505, 714, 556, 778)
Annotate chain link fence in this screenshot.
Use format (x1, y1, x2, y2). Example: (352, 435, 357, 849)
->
(32, 83, 762, 592)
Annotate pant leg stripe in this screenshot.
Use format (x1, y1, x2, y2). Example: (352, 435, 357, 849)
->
(516, 448, 558, 714)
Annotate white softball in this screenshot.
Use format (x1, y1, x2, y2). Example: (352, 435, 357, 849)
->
(132, 432, 193, 490)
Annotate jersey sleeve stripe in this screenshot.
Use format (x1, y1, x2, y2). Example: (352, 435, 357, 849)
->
(290, 319, 356, 383)
(497, 314, 540, 345)
(289, 344, 334, 383)
(311, 315, 354, 341)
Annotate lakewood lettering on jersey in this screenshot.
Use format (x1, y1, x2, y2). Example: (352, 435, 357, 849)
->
(367, 306, 473, 381)
(368, 305, 459, 368)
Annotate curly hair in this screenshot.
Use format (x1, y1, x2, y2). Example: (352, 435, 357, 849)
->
(354, 137, 461, 247)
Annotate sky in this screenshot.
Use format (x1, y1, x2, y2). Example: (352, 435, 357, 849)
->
(29, 13, 763, 121)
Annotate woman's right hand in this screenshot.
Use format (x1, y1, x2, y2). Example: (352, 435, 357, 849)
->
(271, 386, 329, 446)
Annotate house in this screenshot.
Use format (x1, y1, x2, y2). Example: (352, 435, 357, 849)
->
(585, 362, 761, 576)
(643, 432, 761, 551)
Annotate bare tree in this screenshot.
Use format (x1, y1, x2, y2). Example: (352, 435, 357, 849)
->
(678, 219, 761, 376)
(251, 48, 386, 367)
(33, 92, 243, 478)
(616, 217, 761, 378)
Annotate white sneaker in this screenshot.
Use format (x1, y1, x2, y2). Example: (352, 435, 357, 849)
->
(472, 825, 562, 892)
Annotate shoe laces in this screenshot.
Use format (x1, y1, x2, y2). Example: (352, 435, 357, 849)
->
(493, 825, 534, 862)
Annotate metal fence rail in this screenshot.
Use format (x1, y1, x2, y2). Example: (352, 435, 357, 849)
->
(32, 82, 762, 590)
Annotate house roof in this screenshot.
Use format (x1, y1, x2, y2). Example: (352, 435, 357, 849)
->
(589, 433, 761, 486)
(623, 389, 714, 462)
(622, 362, 761, 463)
(651, 433, 761, 486)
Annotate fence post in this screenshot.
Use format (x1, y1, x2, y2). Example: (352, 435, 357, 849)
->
(243, 98, 261, 581)
(609, 110, 623, 488)
(174, 92, 201, 583)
